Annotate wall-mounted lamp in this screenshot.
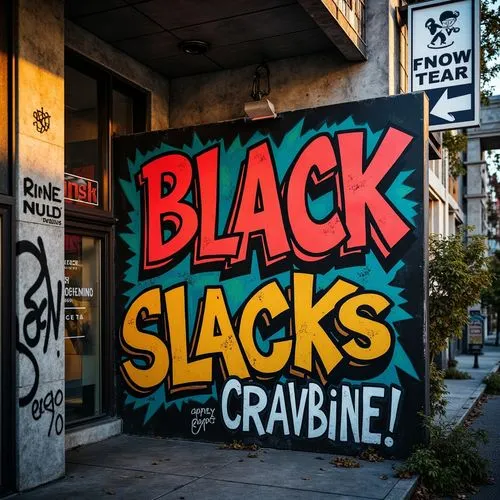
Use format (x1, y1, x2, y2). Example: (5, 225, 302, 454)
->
(244, 63, 277, 120)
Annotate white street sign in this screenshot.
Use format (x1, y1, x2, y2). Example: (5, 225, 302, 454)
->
(408, 0, 480, 131)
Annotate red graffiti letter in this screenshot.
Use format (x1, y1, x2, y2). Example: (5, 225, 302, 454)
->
(137, 153, 197, 271)
(193, 146, 240, 266)
(228, 141, 290, 268)
(338, 128, 413, 257)
(285, 135, 347, 261)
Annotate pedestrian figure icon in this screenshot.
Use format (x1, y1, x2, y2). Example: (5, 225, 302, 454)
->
(425, 10, 460, 49)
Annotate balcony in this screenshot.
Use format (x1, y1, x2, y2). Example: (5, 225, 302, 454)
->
(65, 0, 367, 78)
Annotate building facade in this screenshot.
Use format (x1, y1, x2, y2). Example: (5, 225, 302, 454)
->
(0, 0, 448, 491)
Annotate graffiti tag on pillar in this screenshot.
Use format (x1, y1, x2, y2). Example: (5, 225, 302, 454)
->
(32, 389, 64, 437)
(114, 94, 428, 457)
(33, 107, 51, 134)
(22, 177, 63, 226)
(17, 236, 62, 408)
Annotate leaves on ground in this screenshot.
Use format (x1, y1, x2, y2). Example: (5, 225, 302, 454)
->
(330, 456, 360, 468)
(219, 440, 260, 451)
(359, 447, 385, 462)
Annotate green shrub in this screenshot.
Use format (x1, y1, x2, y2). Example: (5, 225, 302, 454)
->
(429, 364, 448, 417)
(444, 367, 472, 380)
(484, 372, 500, 394)
(448, 358, 458, 368)
(396, 420, 489, 497)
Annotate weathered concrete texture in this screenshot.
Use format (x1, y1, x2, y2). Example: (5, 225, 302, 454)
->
(65, 418, 122, 450)
(17, 221, 65, 392)
(16, 0, 66, 490)
(169, 1, 398, 127)
(18, 379, 65, 491)
(16, 137, 64, 226)
(18, 0, 64, 147)
(65, 21, 170, 131)
(19, 435, 417, 500)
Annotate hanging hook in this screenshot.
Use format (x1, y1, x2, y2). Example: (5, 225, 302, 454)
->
(251, 63, 271, 101)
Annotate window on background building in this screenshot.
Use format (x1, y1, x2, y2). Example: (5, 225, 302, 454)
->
(64, 51, 147, 426)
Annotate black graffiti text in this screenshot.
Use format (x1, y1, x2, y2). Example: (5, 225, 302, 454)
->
(23, 177, 63, 226)
(17, 237, 62, 407)
(31, 389, 64, 437)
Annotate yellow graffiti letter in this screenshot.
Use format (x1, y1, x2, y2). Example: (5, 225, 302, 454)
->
(336, 292, 393, 364)
(195, 288, 250, 379)
(165, 284, 212, 389)
(120, 288, 169, 394)
(239, 281, 291, 376)
(293, 274, 358, 377)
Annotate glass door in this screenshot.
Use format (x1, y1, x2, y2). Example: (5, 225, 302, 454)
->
(64, 233, 102, 422)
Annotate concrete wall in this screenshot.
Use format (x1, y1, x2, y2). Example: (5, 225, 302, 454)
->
(15, 0, 65, 490)
(65, 21, 170, 131)
(169, 0, 400, 128)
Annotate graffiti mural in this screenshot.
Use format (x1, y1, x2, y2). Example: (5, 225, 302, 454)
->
(114, 94, 428, 456)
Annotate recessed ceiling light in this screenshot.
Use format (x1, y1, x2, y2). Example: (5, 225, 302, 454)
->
(179, 40, 210, 55)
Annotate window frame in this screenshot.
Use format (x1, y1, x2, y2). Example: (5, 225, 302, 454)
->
(64, 48, 149, 425)
(64, 222, 114, 427)
(65, 48, 150, 216)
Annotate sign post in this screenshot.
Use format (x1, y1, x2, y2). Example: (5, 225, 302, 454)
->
(468, 313, 484, 368)
(408, 0, 480, 131)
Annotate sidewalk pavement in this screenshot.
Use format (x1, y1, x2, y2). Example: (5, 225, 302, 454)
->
(444, 342, 500, 426)
(18, 344, 500, 500)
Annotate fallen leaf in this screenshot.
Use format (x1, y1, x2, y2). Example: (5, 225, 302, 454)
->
(330, 457, 360, 468)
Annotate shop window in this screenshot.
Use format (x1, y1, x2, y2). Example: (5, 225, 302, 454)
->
(64, 234, 102, 422)
(65, 67, 101, 208)
(64, 50, 148, 212)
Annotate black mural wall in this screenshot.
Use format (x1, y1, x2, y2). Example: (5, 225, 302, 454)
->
(113, 93, 429, 457)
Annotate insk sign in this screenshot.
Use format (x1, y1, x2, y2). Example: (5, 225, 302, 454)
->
(409, 0, 480, 131)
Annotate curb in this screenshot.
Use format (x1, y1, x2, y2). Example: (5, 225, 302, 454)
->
(388, 476, 419, 500)
(452, 361, 499, 428)
(397, 360, 499, 499)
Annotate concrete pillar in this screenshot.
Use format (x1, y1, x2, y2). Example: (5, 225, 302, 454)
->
(466, 138, 485, 237)
(15, 0, 65, 490)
